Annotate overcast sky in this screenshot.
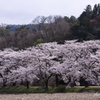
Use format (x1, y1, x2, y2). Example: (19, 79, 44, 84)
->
(0, 0, 100, 25)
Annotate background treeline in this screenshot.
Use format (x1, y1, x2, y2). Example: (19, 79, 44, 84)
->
(0, 3, 100, 49)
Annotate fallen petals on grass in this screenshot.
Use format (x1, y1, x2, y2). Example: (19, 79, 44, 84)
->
(0, 93, 100, 100)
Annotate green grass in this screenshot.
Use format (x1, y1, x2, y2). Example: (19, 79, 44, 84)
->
(0, 85, 44, 94)
(66, 86, 100, 93)
(0, 85, 100, 94)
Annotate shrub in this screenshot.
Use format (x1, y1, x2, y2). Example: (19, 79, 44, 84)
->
(33, 38, 44, 46)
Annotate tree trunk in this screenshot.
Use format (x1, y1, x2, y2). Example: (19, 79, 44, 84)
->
(66, 82, 75, 89)
(13, 82, 16, 86)
(26, 81, 29, 89)
(45, 81, 48, 91)
(56, 75, 59, 87)
(3, 78, 6, 87)
(85, 82, 89, 87)
(66, 83, 70, 89)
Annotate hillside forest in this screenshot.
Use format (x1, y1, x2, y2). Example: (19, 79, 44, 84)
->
(0, 4, 100, 49)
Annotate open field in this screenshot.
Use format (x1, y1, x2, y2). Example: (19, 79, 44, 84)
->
(0, 93, 100, 100)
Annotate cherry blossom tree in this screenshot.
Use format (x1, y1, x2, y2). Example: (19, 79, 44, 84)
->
(1, 40, 100, 90)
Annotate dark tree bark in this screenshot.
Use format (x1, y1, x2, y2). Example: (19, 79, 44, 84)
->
(26, 80, 30, 89)
(3, 78, 7, 87)
(45, 80, 48, 91)
(56, 75, 59, 87)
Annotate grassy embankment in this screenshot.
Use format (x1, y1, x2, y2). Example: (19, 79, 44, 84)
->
(0, 85, 100, 93)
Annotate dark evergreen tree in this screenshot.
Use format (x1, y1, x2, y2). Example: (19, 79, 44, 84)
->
(64, 16, 70, 22)
(85, 5, 92, 19)
(92, 4, 98, 18)
(69, 16, 77, 23)
(97, 4, 100, 15)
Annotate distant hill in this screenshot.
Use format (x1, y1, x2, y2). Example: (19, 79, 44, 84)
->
(10, 24, 38, 31)
(10, 25, 21, 31)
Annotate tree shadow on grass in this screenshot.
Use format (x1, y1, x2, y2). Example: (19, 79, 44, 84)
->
(79, 87, 86, 92)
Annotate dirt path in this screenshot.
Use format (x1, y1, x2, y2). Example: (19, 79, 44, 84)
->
(0, 93, 100, 100)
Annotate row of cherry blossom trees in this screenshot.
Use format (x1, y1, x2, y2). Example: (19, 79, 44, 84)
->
(0, 40, 100, 90)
